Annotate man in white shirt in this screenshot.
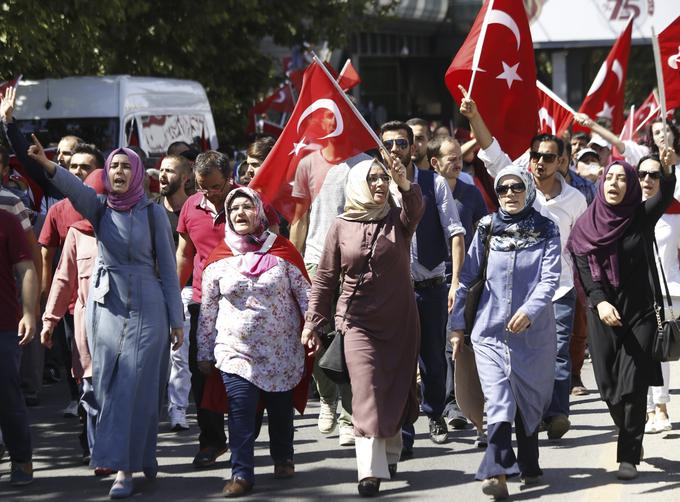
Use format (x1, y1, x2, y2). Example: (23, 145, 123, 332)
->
(460, 95, 587, 440)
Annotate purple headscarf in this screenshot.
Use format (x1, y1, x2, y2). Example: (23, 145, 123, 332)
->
(103, 147, 145, 211)
(566, 160, 642, 288)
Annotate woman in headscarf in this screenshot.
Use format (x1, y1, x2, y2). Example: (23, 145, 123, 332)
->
(28, 139, 183, 499)
(449, 166, 561, 499)
(567, 159, 676, 480)
(40, 169, 109, 475)
(196, 186, 310, 498)
(302, 156, 424, 497)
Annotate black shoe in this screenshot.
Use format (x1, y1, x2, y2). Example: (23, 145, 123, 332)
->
(388, 463, 397, 478)
(429, 416, 448, 444)
(24, 392, 39, 407)
(446, 404, 470, 429)
(400, 445, 413, 460)
(358, 477, 380, 497)
(192, 446, 228, 468)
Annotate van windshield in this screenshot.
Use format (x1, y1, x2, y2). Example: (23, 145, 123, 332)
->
(15, 118, 119, 152)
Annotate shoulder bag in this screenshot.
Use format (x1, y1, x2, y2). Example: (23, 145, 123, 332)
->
(463, 222, 493, 334)
(646, 236, 680, 362)
(318, 222, 383, 384)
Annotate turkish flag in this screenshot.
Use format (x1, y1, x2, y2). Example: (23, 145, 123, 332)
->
(536, 81, 574, 136)
(246, 84, 294, 135)
(249, 60, 379, 222)
(658, 15, 680, 110)
(619, 91, 659, 141)
(577, 18, 632, 133)
(445, 0, 538, 160)
(338, 59, 361, 92)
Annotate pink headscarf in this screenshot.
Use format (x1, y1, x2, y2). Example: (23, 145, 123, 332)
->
(224, 187, 278, 277)
(103, 147, 145, 211)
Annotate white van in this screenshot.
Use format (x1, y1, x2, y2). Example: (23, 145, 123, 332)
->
(13, 75, 218, 156)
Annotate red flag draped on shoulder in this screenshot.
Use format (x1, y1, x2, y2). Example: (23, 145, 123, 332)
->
(658, 15, 680, 110)
(577, 18, 633, 133)
(536, 81, 574, 136)
(445, 0, 538, 160)
(249, 59, 379, 222)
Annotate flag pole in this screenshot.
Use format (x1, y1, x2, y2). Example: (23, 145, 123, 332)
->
(651, 27, 670, 141)
(311, 54, 387, 156)
(468, 0, 495, 97)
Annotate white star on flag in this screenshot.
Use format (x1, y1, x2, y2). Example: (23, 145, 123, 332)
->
(596, 102, 614, 119)
(289, 137, 310, 156)
(496, 62, 522, 89)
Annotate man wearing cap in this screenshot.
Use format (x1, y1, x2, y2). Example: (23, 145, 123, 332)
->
(574, 148, 603, 184)
(588, 134, 612, 167)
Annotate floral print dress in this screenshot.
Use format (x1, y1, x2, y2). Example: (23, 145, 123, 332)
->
(197, 256, 310, 392)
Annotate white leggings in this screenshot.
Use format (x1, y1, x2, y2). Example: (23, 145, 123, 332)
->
(355, 433, 402, 480)
(647, 361, 671, 412)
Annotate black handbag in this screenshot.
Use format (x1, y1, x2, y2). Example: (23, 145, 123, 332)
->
(648, 238, 680, 362)
(463, 222, 492, 334)
(318, 223, 383, 384)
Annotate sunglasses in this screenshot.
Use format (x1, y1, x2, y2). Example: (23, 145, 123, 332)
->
(529, 151, 558, 163)
(637, 170, 662, 180)
(495, 182, 526, 195)
(383, 139, 409, 150)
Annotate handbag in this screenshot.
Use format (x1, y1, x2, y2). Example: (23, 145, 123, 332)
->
(318, 222, 383, 384)
(648, 237, 680, 362)
(463, 222, 493, 334)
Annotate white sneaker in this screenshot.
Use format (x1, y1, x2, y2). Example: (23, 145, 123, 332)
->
(656, 415, 672, 432)
(318, 398, 338, 435)
(169, 406, 189, 431)
(645, 418, 659, 434)
(62, 400, 79, 418)
(338, 425, 355, 446)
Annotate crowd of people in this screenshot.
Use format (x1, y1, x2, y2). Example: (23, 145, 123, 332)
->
(0, 74, 679, 501)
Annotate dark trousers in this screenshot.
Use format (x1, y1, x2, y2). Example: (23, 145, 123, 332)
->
(545, 289, 577, 419)
(477, 414, 540, 480)
(188, 303, 227, 450)
(606, 391, 647, 465)
(0, 331, 32, 462)
(402, 282, 448, 448)
(221, 372, 294, 483)
(569, 294, 589, 378)
(60, 313, 80, 401)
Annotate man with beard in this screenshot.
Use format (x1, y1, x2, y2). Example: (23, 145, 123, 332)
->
(381, 121, 465, 456)
(154, 155, 192, 431)
(460, 91, 587, 441)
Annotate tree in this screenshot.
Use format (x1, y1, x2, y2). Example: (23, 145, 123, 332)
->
(0, 0, 391, 147)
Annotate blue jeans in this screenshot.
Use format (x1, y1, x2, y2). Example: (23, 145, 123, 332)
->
(402, 282, 448, 448)
(0, 331, 32, 462)
(221, 372, 294, 483)
(545, 288, 577, 419)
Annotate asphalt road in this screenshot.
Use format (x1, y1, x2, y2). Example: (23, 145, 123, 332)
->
(2, 359, 680, 501)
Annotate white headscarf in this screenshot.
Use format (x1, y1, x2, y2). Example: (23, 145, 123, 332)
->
(339, 159, 391, 222)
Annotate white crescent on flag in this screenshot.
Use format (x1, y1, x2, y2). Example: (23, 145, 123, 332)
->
(297, 98, 344, 139)
(538, 107, 556, 134)
(487, 9, 521, 50)
(611, 59, 623, 89)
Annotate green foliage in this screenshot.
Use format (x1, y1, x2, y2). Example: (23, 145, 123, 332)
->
(0, 0, 388, 147)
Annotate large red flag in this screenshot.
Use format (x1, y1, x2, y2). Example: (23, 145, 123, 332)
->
(577, 18, 632, 133)
(445, 0, 538, 160)
(338, 59, 361, 92)
(536, 81, 574, 136)
(249, 60, 379, 221)
(658, 15, 680, 110)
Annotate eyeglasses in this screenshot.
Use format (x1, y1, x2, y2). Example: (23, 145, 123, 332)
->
(196, 178, 229, 195)
(529, 151, 558, 163)
(367, 174, 391, 184)
(637, 170, 662, 180)
(383, 139, 409, 150)
(227, 203, 256, 214)
(495, 182, 526, 195)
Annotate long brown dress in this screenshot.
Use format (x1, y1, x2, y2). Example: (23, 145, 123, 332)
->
(305, 184, 424, 438)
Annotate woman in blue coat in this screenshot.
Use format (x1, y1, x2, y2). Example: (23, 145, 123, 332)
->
(29, 139, 184, 499)
(449, 165, 561, 499)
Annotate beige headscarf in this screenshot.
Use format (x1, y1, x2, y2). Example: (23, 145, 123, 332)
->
(339, 159, 391, 222)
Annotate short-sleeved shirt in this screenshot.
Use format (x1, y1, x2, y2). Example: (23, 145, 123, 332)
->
(38, 198, 82, 247)
(0, 187, 31, 231)
(0, 209, 32, 331)
(177, 191, 278, 303)
(292, 152, 371, 265)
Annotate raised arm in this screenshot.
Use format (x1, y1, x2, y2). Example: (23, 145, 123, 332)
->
(573, 113, 626, 156)
(1, 86, 63, 199)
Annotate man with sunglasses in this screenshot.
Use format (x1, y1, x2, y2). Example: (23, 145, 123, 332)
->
(380, 121, 465, 455)
(460, 94, 587, 441)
